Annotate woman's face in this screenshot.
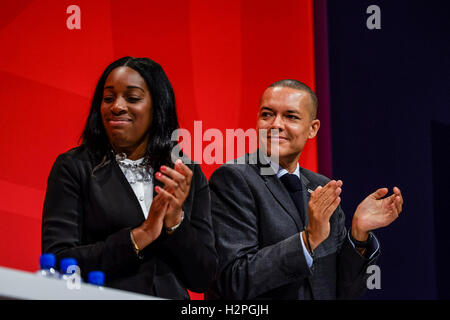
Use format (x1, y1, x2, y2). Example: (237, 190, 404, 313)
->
(101, 66, 153, 159)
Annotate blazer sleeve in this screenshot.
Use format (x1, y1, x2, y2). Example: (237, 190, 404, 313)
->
(335, 205, 380, 299)
(208, 165, 312, 299)
(42, 154, 141, 280)
(158, 163, 218, 293)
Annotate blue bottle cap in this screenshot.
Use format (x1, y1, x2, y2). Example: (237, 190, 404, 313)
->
(39, 253, 56, 269)
(88, 271, 105, 286)
(60, 258, 78, 274)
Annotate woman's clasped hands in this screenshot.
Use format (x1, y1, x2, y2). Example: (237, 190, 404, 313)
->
(132, 159, 193, 249)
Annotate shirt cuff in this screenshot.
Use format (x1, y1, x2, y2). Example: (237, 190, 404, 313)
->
(347, 230, 380, 259)
(300, 231, 314, 268)
(165, 211, 185, 234)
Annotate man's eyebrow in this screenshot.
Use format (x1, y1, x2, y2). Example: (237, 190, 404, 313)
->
(260, 107, 300, 114)
(103, 85, 145, 92)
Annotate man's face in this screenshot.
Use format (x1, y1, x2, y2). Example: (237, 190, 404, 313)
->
(256, 86, 320, 166)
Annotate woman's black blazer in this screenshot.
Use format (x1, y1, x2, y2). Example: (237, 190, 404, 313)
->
(42, 145, 217, 299)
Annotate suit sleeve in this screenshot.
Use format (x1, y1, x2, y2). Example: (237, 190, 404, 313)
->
(41, 154, 141, 281)
(158, 163, 218, 293)
(208, 165, 312, 299)
(335, 205, 380, 299)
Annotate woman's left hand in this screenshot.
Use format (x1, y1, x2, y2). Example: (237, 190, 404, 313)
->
(155, 159, 193, 228)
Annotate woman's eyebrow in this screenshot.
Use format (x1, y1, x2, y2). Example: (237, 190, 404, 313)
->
(103, 85, 145, 92)
(126, 86, 145, 92)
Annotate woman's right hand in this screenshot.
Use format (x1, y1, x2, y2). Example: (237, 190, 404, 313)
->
(131, 190, 169, 251)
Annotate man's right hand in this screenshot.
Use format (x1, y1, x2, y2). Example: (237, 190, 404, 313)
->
(305, 180, 343, 251)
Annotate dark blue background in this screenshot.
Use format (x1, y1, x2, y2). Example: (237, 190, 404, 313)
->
(322, 0, 450, 299)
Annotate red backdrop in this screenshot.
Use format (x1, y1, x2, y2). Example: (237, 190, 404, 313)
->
(0, 0, 317, 299)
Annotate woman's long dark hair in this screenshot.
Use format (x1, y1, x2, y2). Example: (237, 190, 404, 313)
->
(81, 57, 179, 171)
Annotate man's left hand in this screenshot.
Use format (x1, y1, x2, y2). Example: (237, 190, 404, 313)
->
(351, 187, 404, 241)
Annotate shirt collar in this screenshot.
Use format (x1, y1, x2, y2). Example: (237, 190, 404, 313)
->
(266, 156, 300, 179)
(276, 163, 300, 179)
(121, 157, 145, 165)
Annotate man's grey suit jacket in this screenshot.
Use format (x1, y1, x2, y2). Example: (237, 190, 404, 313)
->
(206, 151, 379, 300)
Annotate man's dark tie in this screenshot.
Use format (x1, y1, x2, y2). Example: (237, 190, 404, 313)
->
(279, 173, 306, 226)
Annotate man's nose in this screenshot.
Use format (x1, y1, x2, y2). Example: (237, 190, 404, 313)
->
(270, 114, 284, 130)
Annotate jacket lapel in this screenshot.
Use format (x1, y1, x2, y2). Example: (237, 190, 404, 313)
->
(263, 174, 304, 231)
(299, 168, 314, 229)
(91, 154, 147, 224)
(250, 151, 320, 232)
(249, 151, 304, 231)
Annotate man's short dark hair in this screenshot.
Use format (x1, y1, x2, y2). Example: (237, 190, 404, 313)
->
(268, 79, 318, 119)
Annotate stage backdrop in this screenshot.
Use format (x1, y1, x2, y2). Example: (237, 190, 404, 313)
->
(0, 0, 317, 299)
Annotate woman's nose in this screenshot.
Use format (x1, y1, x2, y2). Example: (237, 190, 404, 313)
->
(111, 97, 127, 114)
